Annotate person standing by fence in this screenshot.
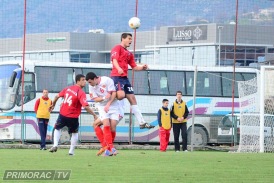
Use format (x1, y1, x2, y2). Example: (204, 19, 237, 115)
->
(157, 99, 172, 152)
(170, 91, 189, 152)
(34, 89, 52, 150)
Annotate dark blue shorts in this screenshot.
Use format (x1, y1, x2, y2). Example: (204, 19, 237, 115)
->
(54, 114, 79, 134)
(111, 76, 134, 94)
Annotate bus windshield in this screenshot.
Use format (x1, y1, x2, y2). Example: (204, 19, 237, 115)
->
(0, 64, 20, 110)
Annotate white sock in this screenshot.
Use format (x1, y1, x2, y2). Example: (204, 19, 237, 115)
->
(53, 129, 61, 147)
(69, 133, 78, 155)
(131, 105, 145, 125)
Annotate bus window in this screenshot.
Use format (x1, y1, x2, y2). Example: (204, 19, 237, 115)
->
(128, 70, 149, 94)
(149, 71, 169, 95)
(73, 68, 84, 88)
(16, 72, 35, 105)
(67, 73, 74, 86)
(208, 72, 221, 97)
(222, 73, 248, 97)
(82, 68, 111, 78)
(196, 72, 221, 96)
(186, 71, 194, 95)
(35, 66, 75, 92)
(73, 68, 83, 76)
(0, 64, 21, 110)
(9, 71, 17, 87)
(166, 71, 186, 95)
(242, 73, 256, 81)
(160, 76, 168, 94)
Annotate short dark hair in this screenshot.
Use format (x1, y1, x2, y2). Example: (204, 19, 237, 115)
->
(162, 99, 169, 103)
(85, 72, 98, 80)
(176, 91, 182, 95)
(75, 74, 85, 82)
(121, 33, 132, 41)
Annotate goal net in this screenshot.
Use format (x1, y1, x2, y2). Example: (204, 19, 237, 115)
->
(238, 66, 274, 153)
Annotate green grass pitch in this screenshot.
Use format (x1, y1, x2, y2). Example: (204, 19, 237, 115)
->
(0, 149, 274, 183)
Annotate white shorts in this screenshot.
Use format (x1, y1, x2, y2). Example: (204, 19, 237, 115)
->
(98, 106, 119, 121)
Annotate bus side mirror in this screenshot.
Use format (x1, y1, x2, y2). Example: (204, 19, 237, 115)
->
(9, 71, 17, 87)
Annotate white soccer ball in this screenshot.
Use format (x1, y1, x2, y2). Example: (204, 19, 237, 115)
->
(128, 17, 141, 29)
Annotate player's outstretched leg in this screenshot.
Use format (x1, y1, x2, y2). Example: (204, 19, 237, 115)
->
(49, 146, 58, 153)
(131, 105, 155, 129)
(102, 126, 114, 156)
(68, 133, 78, 156)
(94, 125, 108, 156)
(49, 129, 61, 153)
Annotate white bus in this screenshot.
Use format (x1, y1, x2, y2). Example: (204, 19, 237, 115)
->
(0, 61, 258, 145)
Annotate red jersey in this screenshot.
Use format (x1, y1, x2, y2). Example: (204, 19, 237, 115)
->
(110, 45, 137, 77)
(59, 85, 88, 118)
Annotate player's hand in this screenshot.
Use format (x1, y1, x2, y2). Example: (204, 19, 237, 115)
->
(104, 104, 110, 113)
(177, 117, 182, 122)
(105, 93, 111, 100)
(181, 117, 184, 121)
(92, 114, 98, 120)
(118, 67, 124, 75)
(48, 105, 54, 112)
(143, 64, 148, 70)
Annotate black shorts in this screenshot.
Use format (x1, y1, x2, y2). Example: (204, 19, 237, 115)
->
(54, 114, 79, 134)
(111, 76, 134, 94)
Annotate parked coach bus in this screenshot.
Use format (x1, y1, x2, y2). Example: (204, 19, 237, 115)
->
(0, 61, 258, 145)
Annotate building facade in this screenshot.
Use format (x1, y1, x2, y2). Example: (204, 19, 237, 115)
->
(0, 23, 274, 66)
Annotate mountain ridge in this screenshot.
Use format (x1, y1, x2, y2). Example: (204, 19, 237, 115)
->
(0, 0, 273, 38)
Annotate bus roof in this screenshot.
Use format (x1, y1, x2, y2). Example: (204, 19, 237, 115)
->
(0, 60, 259, 73)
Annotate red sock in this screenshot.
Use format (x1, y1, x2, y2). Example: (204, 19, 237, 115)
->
(111, 131, 116, 143)
(94, 126, 106, 147)
(103, 126, 113, 149)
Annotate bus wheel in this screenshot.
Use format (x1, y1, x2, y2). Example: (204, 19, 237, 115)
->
(51, 127, 71, 145)
(187, 126, 208, 146)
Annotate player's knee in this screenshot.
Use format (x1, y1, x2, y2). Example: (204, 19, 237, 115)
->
(117, 91, 125, 100)
(93, 119, 102, 128)
(93, 123, 97, 128)
(93, 124, 103, 129)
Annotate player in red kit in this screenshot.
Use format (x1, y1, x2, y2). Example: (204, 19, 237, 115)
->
(110, 33, 154, 129)
(48, 74, 97, 155)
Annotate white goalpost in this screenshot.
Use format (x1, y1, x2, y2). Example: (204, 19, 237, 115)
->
(238, 66, 274, 153)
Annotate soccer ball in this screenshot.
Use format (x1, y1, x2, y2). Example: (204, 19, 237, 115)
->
(128, 17, 141, 29)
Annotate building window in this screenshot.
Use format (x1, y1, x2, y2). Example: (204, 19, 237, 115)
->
(268, 48, 274, 53)
(70, 53, 90, 63)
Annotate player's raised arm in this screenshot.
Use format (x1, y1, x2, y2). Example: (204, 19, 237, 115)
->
(133, 64, 148, 71)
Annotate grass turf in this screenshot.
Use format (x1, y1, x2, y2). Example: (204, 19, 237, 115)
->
(0, 149, 274, 183)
